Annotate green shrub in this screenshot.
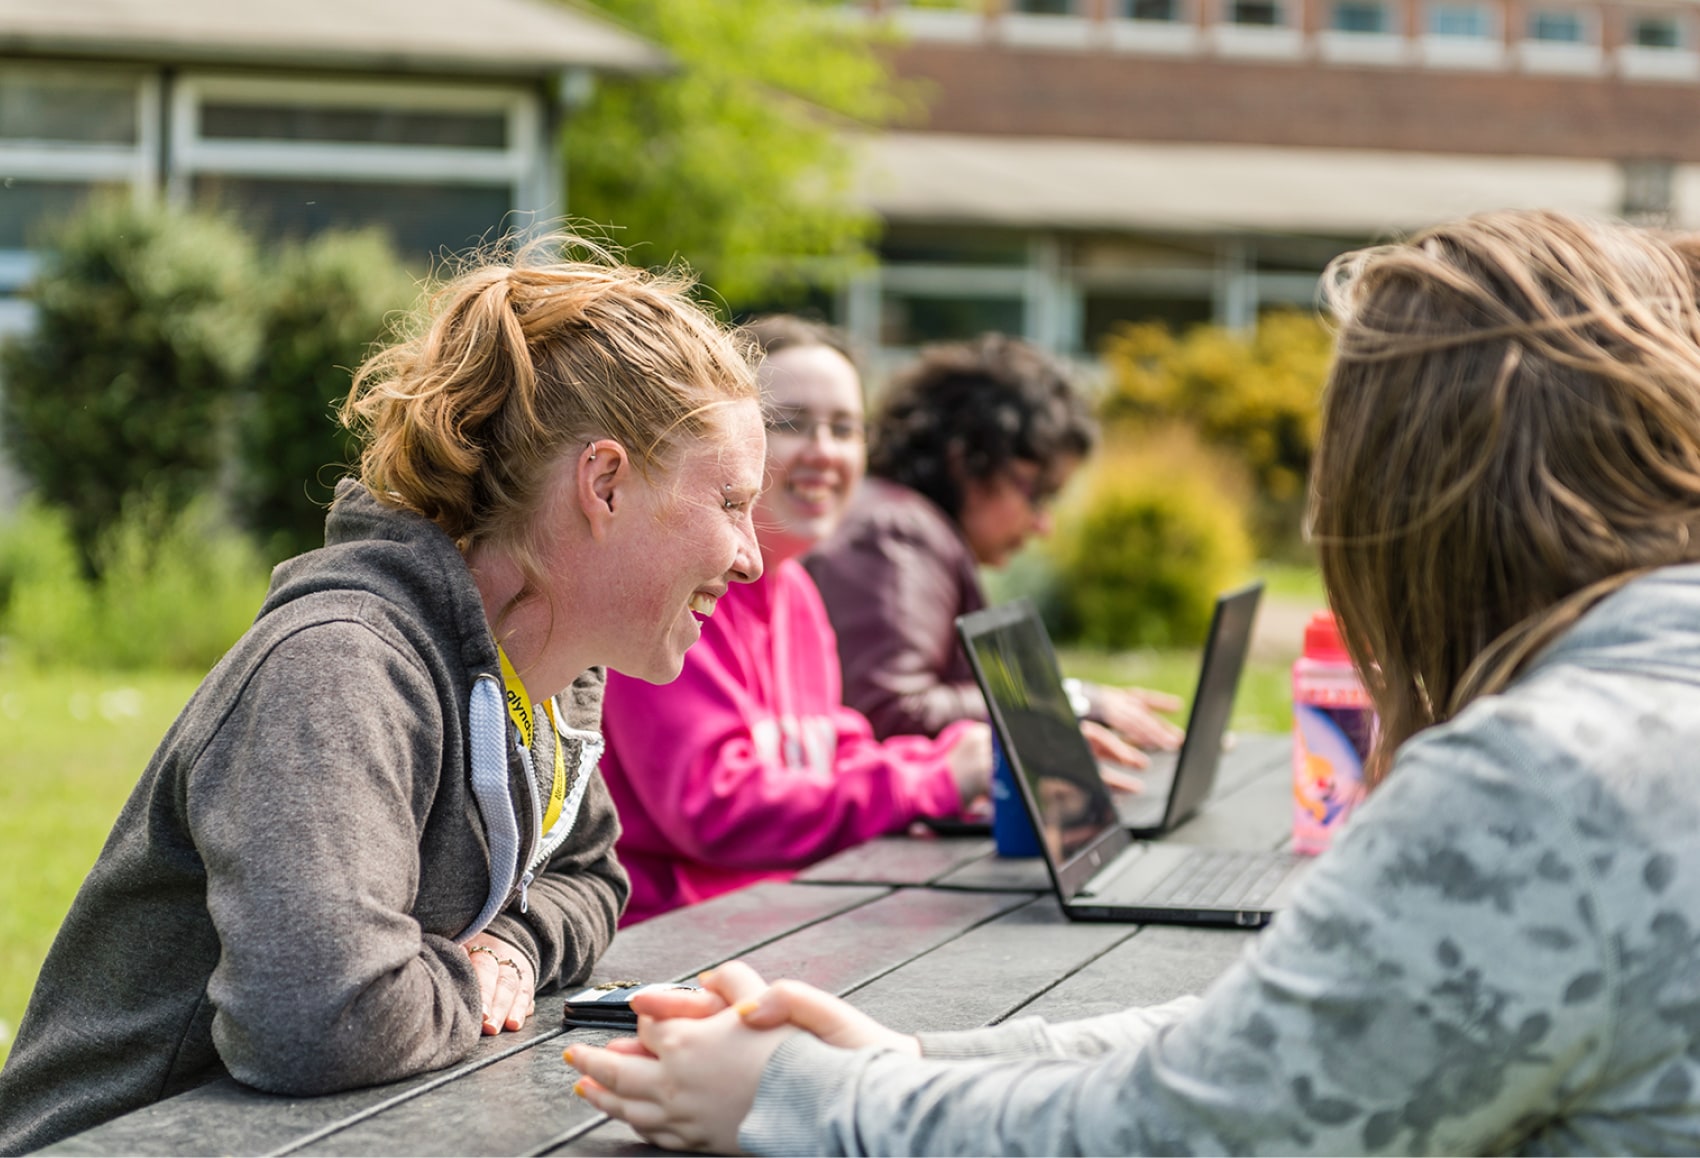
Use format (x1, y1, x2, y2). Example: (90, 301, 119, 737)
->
(236, 229, 417, 561)
(1099, 311, 1332, 556)
(1049, 430, 1254, 650)
(0, 498, 269, 671)
(0, 197, 261, 573)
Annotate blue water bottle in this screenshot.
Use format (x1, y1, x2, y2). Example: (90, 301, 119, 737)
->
(990, 735, 1042, 857)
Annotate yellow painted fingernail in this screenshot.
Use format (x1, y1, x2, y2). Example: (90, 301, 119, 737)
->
(697, 968, 716, 983)
(573, 1079, 588, 1097)
(562, 1047, 575, 1066)
(734, 999, 760, 1017)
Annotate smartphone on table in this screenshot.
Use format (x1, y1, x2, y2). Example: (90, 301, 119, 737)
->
(561, 981, 704, 1030)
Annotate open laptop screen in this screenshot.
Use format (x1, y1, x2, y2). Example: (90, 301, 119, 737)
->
(959, 602, 1119, 865)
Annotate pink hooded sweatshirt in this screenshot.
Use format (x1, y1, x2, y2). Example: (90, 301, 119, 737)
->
(599, 559, 972, 924)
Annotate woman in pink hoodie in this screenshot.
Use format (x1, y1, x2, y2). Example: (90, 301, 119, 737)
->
(597, 317, 995, 924)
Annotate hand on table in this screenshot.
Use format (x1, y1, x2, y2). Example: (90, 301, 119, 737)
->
(1082, 718, 1150, 781)
(565, 962, 917, 1153)
(946, 722, 994, 807)
(1093, 684, 1185, 753)
(463, 933, 535, 1035)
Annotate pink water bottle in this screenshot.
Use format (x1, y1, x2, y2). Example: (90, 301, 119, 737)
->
(1291, 611, 1374, 855)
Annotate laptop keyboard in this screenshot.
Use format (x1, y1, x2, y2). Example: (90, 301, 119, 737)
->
(1141, 850, 1295, 908)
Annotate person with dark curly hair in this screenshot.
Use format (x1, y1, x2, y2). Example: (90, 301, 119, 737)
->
(803, 333, 1183, 755)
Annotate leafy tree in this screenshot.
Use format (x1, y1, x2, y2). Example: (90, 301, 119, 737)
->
(0, 196, 260, 572)
(236, 229, 418, 561)
(564, 0, 916, 306)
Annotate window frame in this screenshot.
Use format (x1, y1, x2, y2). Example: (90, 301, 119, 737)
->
(1419, 0, 1506, 67)
(1518, 4, 1603, 73)
(1212, 0, 1305, 57)
(1318, 0, 1410, 63)
(168, 74, 538, 200)
(0, 64, 160, 295)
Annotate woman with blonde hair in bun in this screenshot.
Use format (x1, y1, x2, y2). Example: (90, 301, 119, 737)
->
(569, 211, 1700, 1155)
(0, 239, 766, 1154)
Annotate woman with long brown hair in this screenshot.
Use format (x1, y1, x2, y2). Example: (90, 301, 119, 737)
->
(567, 210, 1700, 1155)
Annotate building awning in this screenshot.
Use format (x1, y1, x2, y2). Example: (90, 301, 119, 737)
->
(0, 0, 664, 78)
(859, 131, 1688, 236)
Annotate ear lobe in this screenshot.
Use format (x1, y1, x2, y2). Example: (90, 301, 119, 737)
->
(577, 440, 627, 540)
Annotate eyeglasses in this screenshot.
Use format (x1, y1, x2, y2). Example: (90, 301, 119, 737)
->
(1004, 464, 1061, 513)
(762, 407, 867, 445)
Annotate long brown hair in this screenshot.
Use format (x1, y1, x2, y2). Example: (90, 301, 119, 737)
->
(1310, 210, 1700, 779)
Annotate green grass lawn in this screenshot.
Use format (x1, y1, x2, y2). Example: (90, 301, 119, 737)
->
(0, 664, 200, 1065)
(1058, 646, 1296, 735)
(1060, 559, 1322, 737)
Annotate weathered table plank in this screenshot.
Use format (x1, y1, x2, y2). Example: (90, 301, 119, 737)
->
(1012, 923, 1255, 1024)
(841, 895, 1136, 1034)
(930, 849, 1049, 891)
(795, 833, 995, 886)
(42, 1007, 576, 1158)
(591, 880, 890, 983)
(735, 887, 1030, 992)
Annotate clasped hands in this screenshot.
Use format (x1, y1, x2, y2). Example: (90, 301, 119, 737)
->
(564, 961, 909, 1155)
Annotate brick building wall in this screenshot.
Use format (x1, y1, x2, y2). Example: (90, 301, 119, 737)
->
(893, 40, 1700, 161)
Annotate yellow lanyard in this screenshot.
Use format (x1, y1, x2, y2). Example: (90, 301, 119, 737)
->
(496, 645, 567, 833)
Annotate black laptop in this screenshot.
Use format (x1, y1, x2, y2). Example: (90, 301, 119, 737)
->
(1109, 581, 1265, 835)
(956, 586, 1306, 928)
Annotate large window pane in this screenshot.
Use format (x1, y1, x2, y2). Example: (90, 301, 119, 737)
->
(1229, 0, 1284, 26)
(193, 176, 512, 260)
(880, 294, 1024, 347)
(881, 234, 1028, 266)
(1630, 13, 1682, 46)
(0, 76, 137, 145)
(0, 179, 123, 248)
(199, 103, 508, 149)
(1527, 8, 1586, 40)
(1123, 0, 1182, 20)
(1333, 1, 1389, 33)
(1428, 2, 1492, 36)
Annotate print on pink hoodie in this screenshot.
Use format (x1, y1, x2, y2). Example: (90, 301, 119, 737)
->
(599, 559, 972, 925)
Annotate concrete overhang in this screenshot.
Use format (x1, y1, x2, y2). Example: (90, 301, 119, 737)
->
(858, 131, 1673, 237)
(0, 0, 665, 79)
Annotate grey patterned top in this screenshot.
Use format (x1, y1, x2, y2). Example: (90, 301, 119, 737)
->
(740, 565, 1700, 1156)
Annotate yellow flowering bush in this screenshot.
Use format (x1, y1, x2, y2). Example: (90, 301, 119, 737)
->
(1048, 429, 1254, 649)
(1099, 311, 1332, 553)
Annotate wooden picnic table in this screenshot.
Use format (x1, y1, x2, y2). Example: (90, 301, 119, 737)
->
(47, 733, 1295, 1158)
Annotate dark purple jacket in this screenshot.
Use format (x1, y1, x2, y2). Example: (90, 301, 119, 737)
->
(803, 478, 989, 740)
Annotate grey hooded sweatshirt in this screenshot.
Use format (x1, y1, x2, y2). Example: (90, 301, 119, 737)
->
(742, 564, 1700, 1156)
(0, 484, 628, 1155)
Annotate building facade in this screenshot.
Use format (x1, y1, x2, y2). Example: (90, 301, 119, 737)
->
(843, 0, 1700, 363)
(0, 0, 660, 335)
